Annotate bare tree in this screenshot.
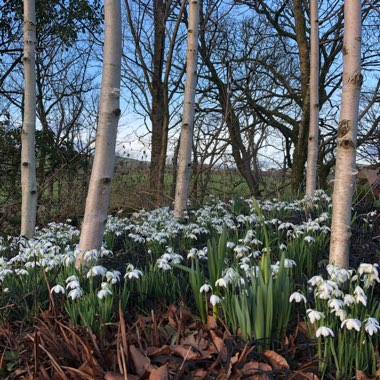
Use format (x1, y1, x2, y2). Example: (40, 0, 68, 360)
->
(174, 0, 200, 218)
(329, 0, 362, 268)
(76, 0, 122, 268)
(21, 0, 37, 238)
(305, 0, 320, 195)
(123, 0, 186, 203)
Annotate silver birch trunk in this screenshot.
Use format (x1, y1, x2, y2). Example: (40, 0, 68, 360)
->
(173, 0, 200, 218)
(76, 0, 122, 268)
(305, 0, 319, 196)
(21, 0, 37, 238)
(329, 0, 362, 267)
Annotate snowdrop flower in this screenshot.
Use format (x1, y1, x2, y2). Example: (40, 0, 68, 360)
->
(15, 269, 29, 276)
(200, 284, 212, 293)
(328, 298, 344, 312)
(187, 248, 198, 259)
(68, 287, 83, 300)
(51, 284, 65, 294)
(364, 317, 380, 336)
(226, 242, 236, 249)
(157, 258, 171, 271)
(66, 275, 78, 283)
(283, 259, 296, 268)
(358, 263, 379, 275)
(358, 263, 380, 288)
(334, 308, 347, 322)
(354, 286, 367, 306)
(341, 318, 361, 332)
(304, 236, 315, 243)
(289, 291, 307, 303)
(306, 309, 325, 324)
(343, 294, 355, 306)
(316, 326, 335, 338)
(87, 265, 107, 278)
(279, 243, 287, 251)
(234, 245, 250, 258)
(106, 270, 121, 284)
(215, 278, 228, 288)
(97, 283, 113, 299)
(66, 280, 81, 290)
(83, 249, 99, 262)
(308, 275, 323, 286)
(210, 294, 221, 306)
(124, 264, 143, 280)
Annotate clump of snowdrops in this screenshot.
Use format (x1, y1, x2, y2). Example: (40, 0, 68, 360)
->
(290, 263, 380, 379)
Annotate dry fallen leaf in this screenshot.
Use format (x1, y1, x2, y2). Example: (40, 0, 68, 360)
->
(129, 345, 154, 377)
(207, 315, 217, 329)
(190, 368, 208, 379)
(263, 349, 289, 370)
(355, 370, 376, 380)
(293, 371, 320, 380)
(149, 364, 169, 380)
(210, 330, 224, 353)
(146, 345, 171, 357)
(241, 361, 272, 376)
(170, 345, 201, 360)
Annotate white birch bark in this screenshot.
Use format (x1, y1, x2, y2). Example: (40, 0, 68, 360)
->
(305, 0, 319, 196)
(173, 0, 200, 218)
(329, 0, 362, 267)
(21, 0, 37, 238)
(76, 0, 122, 268)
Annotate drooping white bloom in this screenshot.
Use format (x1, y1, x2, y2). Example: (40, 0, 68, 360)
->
(226, 242, 236, 249)
(327, 298, 344, 312)
(364, 317, 380, 336)
(316, 326, 335, 338)
(66, 280, 81, 290)
(200, 283, 212, 293)
(68, 287, 83, 300)
(83, 249, 99, 262)
(106, 270, 121, 284)
(343, 294, 355, 306)
(304, 236, 315, 243)
(289, 291, 307, 303)
(283, 259, 297, 268)
(358, 263, 379, 275)
(215, 278, 228, 288)
(97, 283, 113, 299)
(210, 294, 221, 306)
(187, 248, 198, 259)
(65, 275, 78, 283)
(306, 309, 325, 324)
(157, 258, 171, 271)
(353, 286, 367, 306)
(334, 308, 347, 322)
(308, 275, 323, 286)
(124, 264, 143, 280)
(87, 265, 107, 278)
(51, 284, 65, 294)
(341, 318, 361, 332)
(358, 263, 380, 288)
(234, 245, 251, 258)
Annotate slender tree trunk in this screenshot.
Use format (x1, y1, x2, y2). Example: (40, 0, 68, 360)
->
(174, 0, 200, 218)
(305, 0, 319, 195)
(149, 0, 166, 203)
(329, 0, 362, 268)
(170, 136, 180, 200)
(291, 0, 310, 193)
(21, 0, 37, 238)
(76, 0, 122, 268)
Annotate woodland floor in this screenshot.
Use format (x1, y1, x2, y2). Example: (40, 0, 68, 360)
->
(1, 200, 379, 380)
